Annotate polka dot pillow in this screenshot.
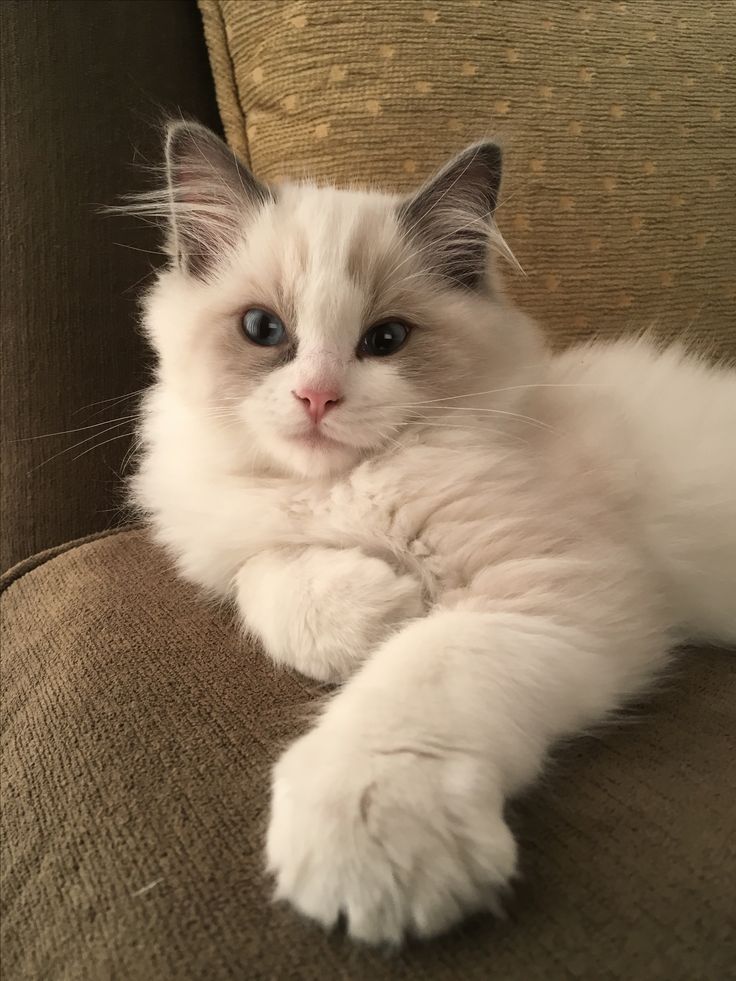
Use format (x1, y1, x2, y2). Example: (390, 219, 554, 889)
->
(199, 0, 735, 356)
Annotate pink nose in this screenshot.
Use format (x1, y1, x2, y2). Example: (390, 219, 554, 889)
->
(292, 387, 342, 424)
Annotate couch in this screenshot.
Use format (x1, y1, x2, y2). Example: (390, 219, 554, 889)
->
(2, 2, 734, 978)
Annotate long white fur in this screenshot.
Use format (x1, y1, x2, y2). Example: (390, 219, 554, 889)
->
(132, 128, 736, 944)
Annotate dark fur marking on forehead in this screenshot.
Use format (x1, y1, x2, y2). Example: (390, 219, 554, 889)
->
(345, 205, 403, 288)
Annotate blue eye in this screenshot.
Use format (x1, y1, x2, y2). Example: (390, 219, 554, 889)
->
(359, 320, 410, 357)
(242, 308, 286, 346)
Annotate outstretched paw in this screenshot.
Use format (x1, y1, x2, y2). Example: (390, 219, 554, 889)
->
(266, 724, 516, 944)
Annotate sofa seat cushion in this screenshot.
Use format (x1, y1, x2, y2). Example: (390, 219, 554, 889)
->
(2, 528, 734, 979)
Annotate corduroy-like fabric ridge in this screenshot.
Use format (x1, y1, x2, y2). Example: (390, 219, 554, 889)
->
(198, 0, 735, 355)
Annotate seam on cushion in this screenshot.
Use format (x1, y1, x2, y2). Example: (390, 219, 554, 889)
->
(0, 525, 141, 595)
(198, 0, 251, 166)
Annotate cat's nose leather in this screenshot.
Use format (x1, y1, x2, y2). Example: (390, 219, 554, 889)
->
(293, 387, 342, 424)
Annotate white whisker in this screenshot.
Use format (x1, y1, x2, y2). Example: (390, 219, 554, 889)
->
(408, 407, 554, 433)
(19, 415, 137, 441)
(402, 419, 529, 444)
(27, 421, 134, 475)
(388, 382, 596, 408)
(73, 388, 146, 415)
(71, 431, 133, 462)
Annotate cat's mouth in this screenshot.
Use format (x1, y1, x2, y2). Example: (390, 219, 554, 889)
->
(287, 429, 346, 450)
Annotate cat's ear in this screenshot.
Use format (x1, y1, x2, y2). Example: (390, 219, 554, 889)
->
(398, 142, 502, 290)
(164, 121, 272, 279)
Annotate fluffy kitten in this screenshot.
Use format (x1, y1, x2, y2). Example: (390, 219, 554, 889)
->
(131, 122, 736, 944)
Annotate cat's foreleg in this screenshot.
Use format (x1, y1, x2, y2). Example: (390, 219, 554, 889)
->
(235, 546, 424, 682)
(266, 605, 670, 943)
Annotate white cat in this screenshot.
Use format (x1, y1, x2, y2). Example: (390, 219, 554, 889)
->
(131, 122, 736, 944)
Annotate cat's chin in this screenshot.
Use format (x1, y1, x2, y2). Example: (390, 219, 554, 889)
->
(264, 431, 363, 479)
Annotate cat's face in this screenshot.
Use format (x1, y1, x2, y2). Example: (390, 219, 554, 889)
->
(141, 124, 539, 478)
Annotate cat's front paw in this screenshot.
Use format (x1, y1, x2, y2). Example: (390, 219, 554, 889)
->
(266, 724, 516, 944)
(236, 547, 424, 682)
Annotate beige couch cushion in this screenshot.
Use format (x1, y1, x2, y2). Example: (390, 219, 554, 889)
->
(2, 529, 735, 978)
(199, 0, 735, 355)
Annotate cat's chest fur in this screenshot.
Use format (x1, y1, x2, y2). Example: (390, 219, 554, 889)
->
(316, 440, 544, 594)
(139, 415, 607, 605)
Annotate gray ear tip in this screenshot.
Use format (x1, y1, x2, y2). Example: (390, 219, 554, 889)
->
(467, 141, 503, 169)
(165, 118, 195, 140)
(471, 139, 502, 153)
(164, 119, 194, 158)
(164, 119, 221, 157)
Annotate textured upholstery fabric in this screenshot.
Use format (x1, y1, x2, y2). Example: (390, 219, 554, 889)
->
(2, 530, 735, 979)
(199, 0, 735, 356)
(0, 0, 222, 570)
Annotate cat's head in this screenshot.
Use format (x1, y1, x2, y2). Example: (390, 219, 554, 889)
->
(139, 122, 541, 478)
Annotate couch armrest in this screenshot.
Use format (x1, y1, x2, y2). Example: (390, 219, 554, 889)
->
(0, 0, 221, 570)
